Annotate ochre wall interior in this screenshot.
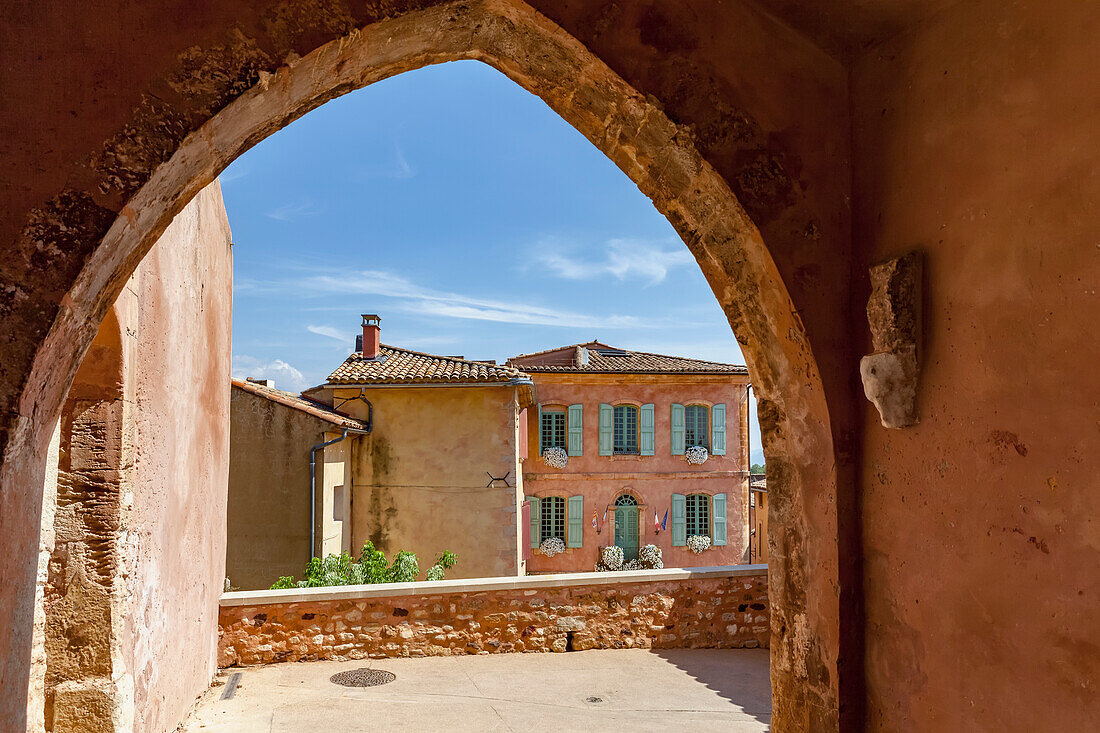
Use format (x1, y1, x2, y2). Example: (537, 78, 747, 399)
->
(227, 387, 339, 591)
(333, 384, 525, 581)
(35, 184, 233, 733)
(0, 0, 1095, 731)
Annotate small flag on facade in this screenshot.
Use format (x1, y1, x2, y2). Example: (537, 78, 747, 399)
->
(591, 507, 598, 530)
(654, 509, 660, 533)
(602, 506, 608, 530)
(661, 509, 669, 531)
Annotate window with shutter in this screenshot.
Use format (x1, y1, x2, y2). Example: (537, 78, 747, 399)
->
(540, 409, 566, 452)
(670, 403, 686, 455)
(639, 403, 655, 455)
(598, 403, 614, 456)
(711, 403, 726, 455)
(540, 496, 566, 542)
(567, 495, 584, 547)
(567, 404, 583, 456)
(712, 493, 727, 546)
(613, 405, 638, 454)
(671, 493, 686, 546)
(685, 493, 710, 537)
(526, 496, 540, 549)
(684, 405, 709, 449)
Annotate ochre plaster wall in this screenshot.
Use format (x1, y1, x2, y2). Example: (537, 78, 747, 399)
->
(227, 387, 337, 591)
(850, 2, 1100, 729)
(525, 375, 751, 572)
(332, 385, 524, 580)
(116, 182, 232, 733)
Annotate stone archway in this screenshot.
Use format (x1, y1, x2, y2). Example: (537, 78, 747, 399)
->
(2, 0, 840, 729)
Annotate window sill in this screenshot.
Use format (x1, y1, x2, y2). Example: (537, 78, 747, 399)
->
(607, 454, 646, 462)
(534, 547, 577, 557)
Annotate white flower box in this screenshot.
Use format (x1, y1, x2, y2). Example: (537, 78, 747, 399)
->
(539, 537, 566, 557)
(541, 446, 568, 469)
(687, 534, 712, 554)
(685, 446, 709, 465)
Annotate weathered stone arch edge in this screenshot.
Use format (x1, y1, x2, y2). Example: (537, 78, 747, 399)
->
(3, 0, 840, 729)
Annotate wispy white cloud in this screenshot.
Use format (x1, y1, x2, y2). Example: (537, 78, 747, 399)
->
(307, 324, 353, 344)
(531, 237, 695, 285)
(265, 200, 319, 221)
(218, 162, 249, 184)
(356, 141, 416, 180)
(232, 355, 310, 393)
(300, 269, 643, 329)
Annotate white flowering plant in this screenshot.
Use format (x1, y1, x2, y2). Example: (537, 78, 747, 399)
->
(539, 537, 566, 557)
(638, 544, 664, 569)
(542, 446, 569, 469)
(685, 445, 709, 464)
(686, 534, 712, 554)
(600, 545, 624, 571)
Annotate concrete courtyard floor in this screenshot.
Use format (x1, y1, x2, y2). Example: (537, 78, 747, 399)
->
(182, 648, 771, 732)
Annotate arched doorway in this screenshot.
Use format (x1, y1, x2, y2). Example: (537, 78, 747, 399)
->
(1, 1, 842, 729)
(613, 494, 640, 562)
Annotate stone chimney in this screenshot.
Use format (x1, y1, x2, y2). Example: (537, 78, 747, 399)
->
(361, 314, 381, 359)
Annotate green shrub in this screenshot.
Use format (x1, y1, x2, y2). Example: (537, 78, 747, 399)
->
(268, 544, 456, 589)
(387, 550, 420, 583)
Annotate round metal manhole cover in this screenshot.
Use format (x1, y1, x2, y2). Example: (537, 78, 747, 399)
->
(330, 668, 396, 688)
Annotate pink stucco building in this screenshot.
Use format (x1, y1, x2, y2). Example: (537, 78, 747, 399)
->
(508, 343, 751, 573)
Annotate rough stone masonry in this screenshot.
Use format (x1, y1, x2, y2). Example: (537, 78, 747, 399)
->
(218, 572, 768, 666)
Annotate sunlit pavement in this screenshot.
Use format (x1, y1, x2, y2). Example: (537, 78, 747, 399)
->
(183, 647, 771, 732)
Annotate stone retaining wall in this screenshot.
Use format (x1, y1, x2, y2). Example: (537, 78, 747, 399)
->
(218, 566, 768, 666)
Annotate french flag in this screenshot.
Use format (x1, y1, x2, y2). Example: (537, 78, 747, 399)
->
(654, 509, 660, 532)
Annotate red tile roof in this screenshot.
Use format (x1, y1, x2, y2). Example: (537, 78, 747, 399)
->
(231, 379, 369, 430)
(507, 342, 748, 375)
(326, 345, 529, 385)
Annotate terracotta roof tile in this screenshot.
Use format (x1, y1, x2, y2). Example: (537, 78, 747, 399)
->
(231, 379, 369, 430)
(507, 343, 748, 375)
(326, 345, 529, 385)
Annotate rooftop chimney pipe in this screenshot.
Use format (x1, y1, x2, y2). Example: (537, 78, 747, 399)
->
(361, 314, 381, 359)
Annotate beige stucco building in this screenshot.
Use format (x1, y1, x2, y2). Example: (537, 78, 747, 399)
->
(226, 379, 370, 590)
(228, 316, 535, 587)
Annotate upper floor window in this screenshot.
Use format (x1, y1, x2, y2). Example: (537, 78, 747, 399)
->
(540, 496, 566, 542)
(540, 409, 566, 452)
(684, 404, 709, 448)
(540, 404, 583, 457)
(685, 493, 710, 537)
(613, 404, 638, 454)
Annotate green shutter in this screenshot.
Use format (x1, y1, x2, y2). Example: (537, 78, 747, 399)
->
(537, 404, 544, 454)
(711, 403, 726, 455)
(567, 404, 583, 456)
(567, 495, 584, 548)
(671, 493, 686, 546)
(639, 403, 655, 456)
(670, 403, 686, 455)
(526, 496, 540, 548)
(712, 493, 727, 546)
(598, 403, 614, 456)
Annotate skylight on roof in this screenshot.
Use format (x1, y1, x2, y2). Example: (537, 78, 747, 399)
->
(595, 349, 631, 356)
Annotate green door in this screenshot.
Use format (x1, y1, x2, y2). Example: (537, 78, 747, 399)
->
(614, 495, 640, 562)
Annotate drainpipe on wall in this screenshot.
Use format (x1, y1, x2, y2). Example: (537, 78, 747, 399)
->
(310, 409, 372, 561)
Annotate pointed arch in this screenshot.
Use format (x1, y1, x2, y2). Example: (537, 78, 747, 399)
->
(1, 1, 840, 728)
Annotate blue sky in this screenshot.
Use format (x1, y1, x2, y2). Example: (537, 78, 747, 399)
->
(221, 60, 763, 464)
